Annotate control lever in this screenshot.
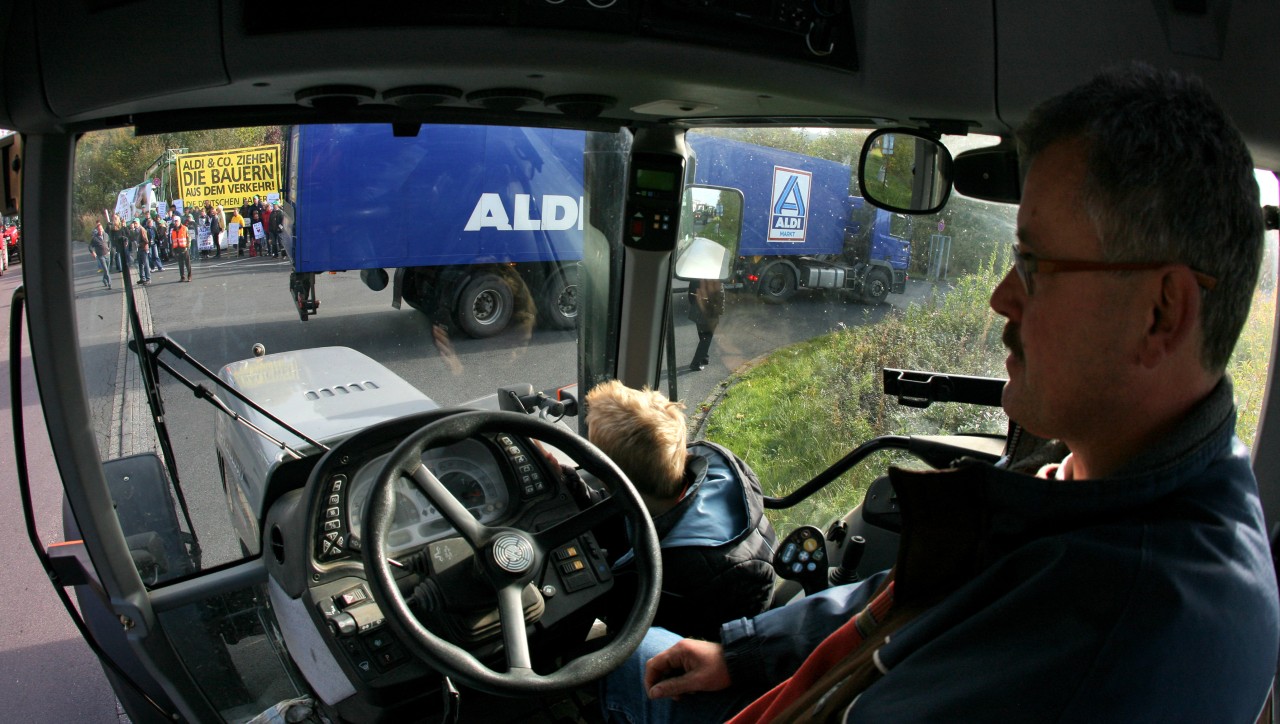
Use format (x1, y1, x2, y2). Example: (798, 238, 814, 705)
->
(497, 383, 579, 419)
(773, 525, 829, 596)
(828, 535, 866, 586)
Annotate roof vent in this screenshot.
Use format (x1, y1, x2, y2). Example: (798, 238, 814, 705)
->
(465, 88, 544, 111)
(295, 85, 377, 109)
(383, 85, 464, 109)
(546, 94, 617, 118)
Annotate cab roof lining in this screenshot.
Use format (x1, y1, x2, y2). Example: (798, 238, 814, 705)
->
(2, 0, 1279, 168)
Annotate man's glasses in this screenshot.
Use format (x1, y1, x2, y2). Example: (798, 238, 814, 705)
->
(1010, 244, 1218, 295)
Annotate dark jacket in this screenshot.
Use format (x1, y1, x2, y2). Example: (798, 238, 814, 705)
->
(720, 378, 1279, 722)
(613, 440, 777, 640)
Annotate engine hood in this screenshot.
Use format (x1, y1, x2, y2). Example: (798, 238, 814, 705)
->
(219, 346, 439, 456)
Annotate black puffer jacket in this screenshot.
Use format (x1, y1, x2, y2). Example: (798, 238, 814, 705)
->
(610, 440, 778, 640)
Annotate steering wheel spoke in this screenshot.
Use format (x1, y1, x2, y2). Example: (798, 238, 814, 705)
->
(497, 583, 533, 672)
(407, 461, 485, 545)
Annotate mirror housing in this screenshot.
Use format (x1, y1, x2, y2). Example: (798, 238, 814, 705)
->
(858, 129, 952, 215)
(674, 184, 743, 281)
(953, 138, 1021, 204)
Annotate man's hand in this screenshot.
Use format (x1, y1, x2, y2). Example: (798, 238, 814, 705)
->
(644, 639, 731, 701)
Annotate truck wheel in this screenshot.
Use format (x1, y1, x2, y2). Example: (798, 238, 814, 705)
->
(457, 273, 514, 338)
(758, 262, 797, 304)
(538, 266, 579, 330)
(864, 268, 891, 305)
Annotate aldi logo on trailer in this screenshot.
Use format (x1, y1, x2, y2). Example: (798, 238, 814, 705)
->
(769, 166, 811, 242)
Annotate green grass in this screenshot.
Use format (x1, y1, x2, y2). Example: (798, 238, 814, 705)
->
(705, 256, 1009, 535)
(704, 258, 1278, 537)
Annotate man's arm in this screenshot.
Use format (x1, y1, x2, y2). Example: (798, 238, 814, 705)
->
(718, 569, 889, 690)
(646, 569, 891, 700)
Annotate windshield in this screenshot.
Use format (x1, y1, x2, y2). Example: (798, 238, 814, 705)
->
(62, 121, 1280, 721)
(70, 123, 1279, 574)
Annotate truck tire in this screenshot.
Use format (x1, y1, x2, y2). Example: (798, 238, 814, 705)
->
(538, 266, 579, 330)
(758, 262, 797, 304)
(457, 272, 514, 338)
(864, 268, 891, 305)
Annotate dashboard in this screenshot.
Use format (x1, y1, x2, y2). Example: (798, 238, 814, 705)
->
(314, 431, 556, 565)
(279, 410, 618, 696)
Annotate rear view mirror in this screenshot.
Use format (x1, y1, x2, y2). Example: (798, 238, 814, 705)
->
(674, 184, 743, 281)
(858, 129, 953, 215)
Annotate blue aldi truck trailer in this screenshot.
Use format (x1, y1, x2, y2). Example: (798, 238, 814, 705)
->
(283, 126, 910, 339)
(285, 124, 586, 337)
(687, 134, 912, 304)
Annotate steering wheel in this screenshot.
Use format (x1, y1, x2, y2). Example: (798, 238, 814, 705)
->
(363, 410, 662, 695)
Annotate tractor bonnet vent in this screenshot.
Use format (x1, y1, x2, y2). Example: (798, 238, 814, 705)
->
(305, 381, 381, 401)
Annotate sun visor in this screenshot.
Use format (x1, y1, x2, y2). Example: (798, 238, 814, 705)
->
(36, 0, 228, 119)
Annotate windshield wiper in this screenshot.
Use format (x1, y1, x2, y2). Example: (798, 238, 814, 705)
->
(128, 335, 331, 459)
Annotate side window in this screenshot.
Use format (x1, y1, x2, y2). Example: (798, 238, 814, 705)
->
(889, 213, 912, 239)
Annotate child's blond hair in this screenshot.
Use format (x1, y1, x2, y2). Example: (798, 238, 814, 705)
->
(585, 380, 688, 499)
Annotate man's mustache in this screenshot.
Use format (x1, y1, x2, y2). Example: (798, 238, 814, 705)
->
(1003, 323, 1024, 361)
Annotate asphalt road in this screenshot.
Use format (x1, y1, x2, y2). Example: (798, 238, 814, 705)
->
(1, 246, 938, 721)
(0, 261, 122, 723)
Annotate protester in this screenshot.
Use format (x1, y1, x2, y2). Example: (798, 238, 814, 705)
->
(110, 214, 131, 277)
(250, 209, 263, 255)
(130, 218, 150, 285)
(212, 204, 225, 258)
(89, 221, 110, 288)
(170, 214, 191, 282)
(603, 64, 1280, 724)
(268, 202, 285, 257)
(261, 203, 273, 256)
(144, 217, 164, 272)
(229, 206, 245, 257)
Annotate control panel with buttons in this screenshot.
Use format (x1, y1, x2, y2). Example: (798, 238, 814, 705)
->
(624, 151, 686, 252)
(495, 433, 551, 500)
(316, 474, 350, 562)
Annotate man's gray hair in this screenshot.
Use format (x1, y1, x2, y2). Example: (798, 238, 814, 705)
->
(1017, 63, 1264, 373)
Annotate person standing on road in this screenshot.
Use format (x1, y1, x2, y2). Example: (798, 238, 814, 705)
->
(230, 206, 245, 257)
(130, 219, 150, 285)
(170, 214, 191, 282)
(144, 217, 164, 273)
(239, 197, 253, 254)
(211, 204, 225, 258)
(250, 209, 264, 255)
(90, 222, 110, 288)
(268, 201, 285, 258)
(687, 279, 724, 371)
(110, 215, 131, 277)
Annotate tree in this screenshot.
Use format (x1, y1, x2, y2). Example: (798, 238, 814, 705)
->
(73, 126, 284, 237)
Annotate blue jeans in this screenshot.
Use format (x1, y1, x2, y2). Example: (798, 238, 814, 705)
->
(95, 254, 110, 286)
(150, 244, 164, 271)
(599, 628, 756, 724)
(137, 249, 150, 282)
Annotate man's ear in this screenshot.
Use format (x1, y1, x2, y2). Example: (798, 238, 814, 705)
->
(1139, 267, 1201, 368)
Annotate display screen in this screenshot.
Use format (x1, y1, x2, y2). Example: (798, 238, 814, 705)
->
(635, 168, 676, 192)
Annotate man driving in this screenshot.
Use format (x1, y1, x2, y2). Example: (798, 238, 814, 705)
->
(601, 64, 1280, 723)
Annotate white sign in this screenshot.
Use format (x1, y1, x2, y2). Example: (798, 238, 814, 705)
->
(253, 221, 265, 240)
(768, 166, 811, 243)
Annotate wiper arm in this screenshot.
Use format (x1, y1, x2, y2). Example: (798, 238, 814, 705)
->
(130, 335, 331, 457)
